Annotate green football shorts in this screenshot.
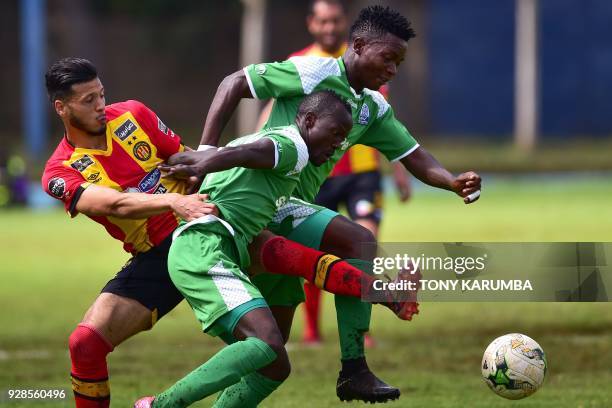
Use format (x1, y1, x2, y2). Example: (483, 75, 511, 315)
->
(252, 197, 339, 307)
(168, 220, 267, 337)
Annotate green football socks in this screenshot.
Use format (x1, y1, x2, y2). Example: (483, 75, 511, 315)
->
(152, 337, 276, 408)
(335, 259, 373, 360)
(213, 372, 283, 408)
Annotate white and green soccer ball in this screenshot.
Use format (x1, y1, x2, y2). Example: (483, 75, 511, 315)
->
(481, 333, 547, 399)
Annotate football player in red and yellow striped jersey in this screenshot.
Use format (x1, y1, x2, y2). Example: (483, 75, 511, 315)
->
(43, 99, 191, 254)
(42, 58, 217, 408)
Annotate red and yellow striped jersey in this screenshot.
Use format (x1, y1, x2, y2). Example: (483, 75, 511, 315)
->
(288, 43, 388, 177)
(42, 100, 187, 254)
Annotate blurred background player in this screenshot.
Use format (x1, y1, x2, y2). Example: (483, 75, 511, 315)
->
(257, 0, 412, 346)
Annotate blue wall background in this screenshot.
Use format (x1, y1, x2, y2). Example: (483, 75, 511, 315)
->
(427, 0, 612, 137)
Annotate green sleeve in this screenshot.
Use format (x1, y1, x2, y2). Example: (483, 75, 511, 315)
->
(360, 106, 420, 162)
(244, 56, 343, 100)
(265, 129, 309, 175)
(244, 61, 304, 100)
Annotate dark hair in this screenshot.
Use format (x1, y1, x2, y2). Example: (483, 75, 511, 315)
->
(45, 57, 98, 102)
(308, 0, 346, 16)
(349, 5, 415, 42)
(298, 90, 352, 119)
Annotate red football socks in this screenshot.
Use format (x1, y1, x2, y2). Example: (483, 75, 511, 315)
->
(303, 282, 323, 341)
(69, 324, 114, 407)
(260, 236, 373, 297)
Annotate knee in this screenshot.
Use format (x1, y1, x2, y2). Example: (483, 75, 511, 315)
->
(69, 324, 113, 363)
(266, 341, 291, 381)
(338, 224, 376, 259)
(256, 332, 291, 380)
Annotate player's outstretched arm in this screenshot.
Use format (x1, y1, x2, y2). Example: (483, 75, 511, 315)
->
(400, 146, 482, 204)
(199, 70, 252, 147)
(74, 184, 216, 220)
(160, 138, 276, 179)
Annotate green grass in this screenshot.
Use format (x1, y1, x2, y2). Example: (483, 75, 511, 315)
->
(1, 178, 611, 407)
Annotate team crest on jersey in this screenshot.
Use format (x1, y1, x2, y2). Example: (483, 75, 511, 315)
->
(358, 104, 370, 125)
(114, 119, 138, 141)
(138, 168, 161, 193)
(133, 141, 152, 161)
(48, 177, 66, 198)
(70, 155, 94, 172)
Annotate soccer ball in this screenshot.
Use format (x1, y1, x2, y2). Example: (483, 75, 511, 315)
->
(481, 333, 547, 399)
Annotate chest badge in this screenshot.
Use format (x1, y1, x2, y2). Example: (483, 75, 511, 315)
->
(358, 104, 370, 125)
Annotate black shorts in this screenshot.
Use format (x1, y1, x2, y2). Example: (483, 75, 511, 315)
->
(101, 235, 183, 322)
(315, 170, 383, 224)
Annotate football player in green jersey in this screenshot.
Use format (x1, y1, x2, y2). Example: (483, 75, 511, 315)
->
(186, 5, 482, 404)
(135, 90, 354, 408)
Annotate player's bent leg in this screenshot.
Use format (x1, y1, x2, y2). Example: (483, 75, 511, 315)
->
(355, 217, 379, 238)
(81, 293, 153, 345)
(144, 223, 287, 408)
(152, 307, 288, 408)
(268, 305, 296, 344)
(320, 216, 400, 403)
(84, 236, 183, 408)
(71, 293, 155, 407)
(212, 307, 289, 408)
(259, 236, 419, 317)
(69, 322, 113, 408)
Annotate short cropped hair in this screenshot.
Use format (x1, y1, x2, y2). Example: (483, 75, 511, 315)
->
(45, 57, 98, 102)
(349, 5, 415, 42)
(298, 90, 352, 119)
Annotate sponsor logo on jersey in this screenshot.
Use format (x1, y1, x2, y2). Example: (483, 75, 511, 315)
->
(157, 117, 173, 136)
(48, 177, 66, 198)
(153, 184, 168, 194)
(114, 119, 138, 141)
(358, 104, 370, 125)
(138, 168, 161, 193)
(87, 172, 102, 183)
(340, 139, 350, 151)
(133, 141, 152, 161)
(71, 155, 95, 172)
(255, 64, 267, 75)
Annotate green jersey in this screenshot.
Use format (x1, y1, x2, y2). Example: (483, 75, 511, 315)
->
(244, 56, 420, 202)
(197, 125, 308, 242)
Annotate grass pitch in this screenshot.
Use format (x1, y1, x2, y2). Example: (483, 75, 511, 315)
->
(1, 175, 611, 407)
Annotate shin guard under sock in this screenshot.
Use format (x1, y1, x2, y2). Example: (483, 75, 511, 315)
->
(153, 337, 276, 408)
(213, 372, 283, 408)
(261, 236, 376, 297)
(69, 324, 114, 408)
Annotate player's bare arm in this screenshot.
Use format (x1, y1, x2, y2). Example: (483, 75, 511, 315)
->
(161, 138, 276, 178)
(74, 184, 216, 221)
(400, 146, 482, 204)
(200, 70, 251, 147)
(392, 161, 411, 202)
